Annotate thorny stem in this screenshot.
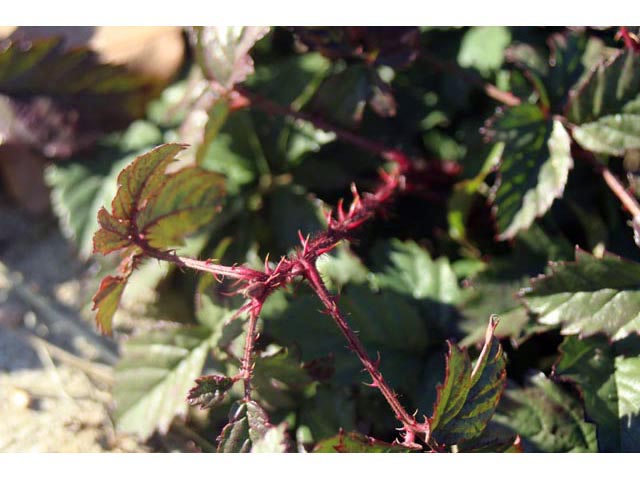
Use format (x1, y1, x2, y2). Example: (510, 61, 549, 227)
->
(301, 259, 427, 445)
(601, 167, 640, 220)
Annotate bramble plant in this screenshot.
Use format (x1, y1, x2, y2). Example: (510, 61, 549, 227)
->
(19, 26, 640, 452)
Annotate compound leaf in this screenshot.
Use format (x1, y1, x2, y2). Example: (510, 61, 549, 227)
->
(428, 317, 506, 445)
(523, 249, 640, 340)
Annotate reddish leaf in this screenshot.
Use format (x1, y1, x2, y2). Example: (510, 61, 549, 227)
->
(93, 143, 225, 255)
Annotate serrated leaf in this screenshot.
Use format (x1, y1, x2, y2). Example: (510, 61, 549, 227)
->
(46, 121, 163, 258)
(567, 50, 640, 124)
(573, 113, 640, 156)
(490, 104, 574, 239)
(458, 27, 511, 75)
(94, 143, 225, 254)
(190, 27, 269, 90)
(492, 373, 597, 452)
(554, 335, 640, 451)
(187, 374, 235, 410)
(113, 325, 216, 439)
(546, 32, 588, 108)
(217, 400, 288, 453)
(428, 317, 506, 445)
(0, 37, 152, 157)
(523, 249, 640, 340)
(313, 430, 411, 453)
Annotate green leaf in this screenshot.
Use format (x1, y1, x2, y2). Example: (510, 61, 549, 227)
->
(313, 430, 411, 453)
(94, 143, 225, 254)
(217, 400, 288, 453)
(554, 335, 640, 452)
(546, 32, 588, 109)
(567, 50, 640, 125)
(490, 104, 574, 239)
(492, 373, 597, 452)
(523, 249, 640, 340)
(371, 239, 461, 333)
(457, 27, 511, 75)
(573, 113, 640, 156)
(427, 317, 507, 445)
(113, 325, 217, 439)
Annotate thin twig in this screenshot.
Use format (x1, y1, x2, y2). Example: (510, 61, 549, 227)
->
(602, 167, 640, 219)
(301, 259, 426, 445)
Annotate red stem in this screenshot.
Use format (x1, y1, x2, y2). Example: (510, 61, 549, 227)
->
(301, 259, 427, 440)
(240, 303, 263, 399)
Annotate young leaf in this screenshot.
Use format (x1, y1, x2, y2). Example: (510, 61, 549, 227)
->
(489, 104, 574, 239)
(427, 317, 506, 446)
(92, 253, 137, 335)
(554, 335, 640, 452)
(187, 374, 235, 410)
(522, 249, 640, 340)
(114, 325, 217, 439)
(94, 143, 225, 254)
(46, 121, 163, 258)
(190, 27, 269, 90)
(217, 400, 288, 453)
(313, 430, 411, 453)
(492, 373, 597, 452)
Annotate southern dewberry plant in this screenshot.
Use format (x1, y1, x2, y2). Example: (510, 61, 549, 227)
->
(22, 26, 640, 452)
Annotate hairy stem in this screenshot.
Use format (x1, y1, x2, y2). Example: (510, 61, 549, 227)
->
(301, 259, 426, 440)
(240, 304, 262, 400)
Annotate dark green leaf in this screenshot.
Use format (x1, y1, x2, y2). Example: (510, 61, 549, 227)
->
(567, 50, 640, 124)
(490, 104, 573, 239)
(217, 400, 288, 453)
(428, 317, 507, 445)
(523, 249, 640, 340)
(554, 335, 640, 451)
(492, 373, 597, 452)
(187, 374, 235, 410)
